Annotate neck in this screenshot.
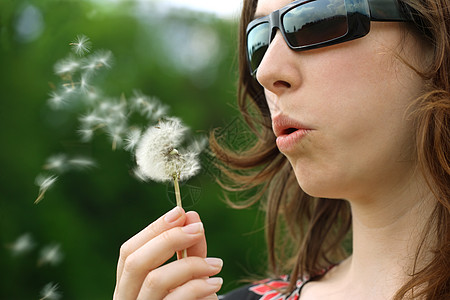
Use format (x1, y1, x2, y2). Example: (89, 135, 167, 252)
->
(343, 174, 436, 298)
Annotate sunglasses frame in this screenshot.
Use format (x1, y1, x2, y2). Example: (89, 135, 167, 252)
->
(246, 0, 411, 75)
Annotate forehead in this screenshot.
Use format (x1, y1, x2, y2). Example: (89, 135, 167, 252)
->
(254, 0, 296, 18)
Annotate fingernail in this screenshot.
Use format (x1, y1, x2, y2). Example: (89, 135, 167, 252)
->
(164, 207, 182, 223)
(205, 258, 223, 268)
(181, 222, 203, 234)
(206, 277, 223, 286)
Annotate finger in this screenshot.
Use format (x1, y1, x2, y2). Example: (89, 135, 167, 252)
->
(183, 211, 207, 258)
(115, 207, 186, 292)
(136, 257, 223, 300)
(116, 222, 205, 300)
(164, 277, 223, 300)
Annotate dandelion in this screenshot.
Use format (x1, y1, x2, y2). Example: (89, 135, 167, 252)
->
(39, 282, 62, 300)
(35, 174, 58, 204)
(135, 117, 204, 258)
(38, 243, 63, 267)
(6, 233, 35, 256)
(70, 34, 91, 56)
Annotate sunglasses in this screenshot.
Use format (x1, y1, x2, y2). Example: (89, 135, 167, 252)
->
(246, 0, 411, 75)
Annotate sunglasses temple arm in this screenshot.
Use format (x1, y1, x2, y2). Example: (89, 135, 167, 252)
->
(368, 0, 412, 21)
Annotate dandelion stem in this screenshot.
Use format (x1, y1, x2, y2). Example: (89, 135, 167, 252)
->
(173, 174, 188, 259)
(173, 175, 182, 208)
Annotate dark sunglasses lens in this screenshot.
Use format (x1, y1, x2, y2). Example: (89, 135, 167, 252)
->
(282, 0, 348, 48)
(247, 22, 270, 73)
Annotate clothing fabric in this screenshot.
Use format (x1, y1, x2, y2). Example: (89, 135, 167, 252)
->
(219, 267, 333, 300)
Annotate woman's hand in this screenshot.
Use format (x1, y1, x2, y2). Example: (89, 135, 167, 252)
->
(113, 207, 223, 300)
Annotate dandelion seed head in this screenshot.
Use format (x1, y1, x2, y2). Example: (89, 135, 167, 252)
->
(40, 282, 62, 300)
(70, 34, 91, 56)
(135, 118, 202, 182)
(7, 233, 35, 256)
(38, 243, 63, 267)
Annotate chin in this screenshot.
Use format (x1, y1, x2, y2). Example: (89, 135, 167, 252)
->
(293, 169, 347, 200)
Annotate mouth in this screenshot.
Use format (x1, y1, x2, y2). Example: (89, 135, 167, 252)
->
(272, 114, 311, 138)
(272, 114, 312, 152)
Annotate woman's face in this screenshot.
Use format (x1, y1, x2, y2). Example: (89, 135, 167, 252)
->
(254, 0, 429, 201)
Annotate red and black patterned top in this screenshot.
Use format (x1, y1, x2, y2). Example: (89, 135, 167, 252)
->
(219, 267, 334, 300)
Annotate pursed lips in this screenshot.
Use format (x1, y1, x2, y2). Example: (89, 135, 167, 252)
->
(271, 114, 313, 137)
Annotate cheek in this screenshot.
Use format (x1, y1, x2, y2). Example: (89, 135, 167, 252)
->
(288, 47, 423, 199)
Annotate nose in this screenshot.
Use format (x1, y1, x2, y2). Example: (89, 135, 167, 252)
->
(255, 30, 302, 96)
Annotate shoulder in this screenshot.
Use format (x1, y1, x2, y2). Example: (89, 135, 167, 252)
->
(219, 276, 304, 300)
(219, 266, 337, 300)
(219, 284, 259, 300)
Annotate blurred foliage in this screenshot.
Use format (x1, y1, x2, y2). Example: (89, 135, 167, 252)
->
(0, 0, 267, 298)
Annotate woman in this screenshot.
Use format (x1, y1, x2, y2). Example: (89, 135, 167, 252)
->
(113, 0, 449, 299)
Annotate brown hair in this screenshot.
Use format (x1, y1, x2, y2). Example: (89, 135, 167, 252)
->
(210, 0, 450, 298)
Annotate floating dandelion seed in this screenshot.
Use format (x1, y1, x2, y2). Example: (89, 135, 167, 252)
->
(39, 282, 62, 300)
(35, 174, 58, 204)
(79, 73, 92, 93)
(78, 127, 95, 142)
(54, 56, 80, 75)
(67, 156, 96, 170)
(6, 233, 36, 256)
(88, 49, 113, 70)
(124, 128, 142, 152)
(38, 243, 63, 267)
(70, 34, 91, 56)
(47, 91, 67, 110)
(108, 124, 126, 151)
(43, 154, 68, 173)
(79, 111, 102, 127)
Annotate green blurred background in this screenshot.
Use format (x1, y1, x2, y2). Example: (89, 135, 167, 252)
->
(0, 0, 267, 298)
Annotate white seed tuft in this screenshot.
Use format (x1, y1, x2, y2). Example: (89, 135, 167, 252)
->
(38, 243, 63, 267)
(39, 282, 62, 300)
(135, 117, 202, 182)
(70, 34, 91, 56)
